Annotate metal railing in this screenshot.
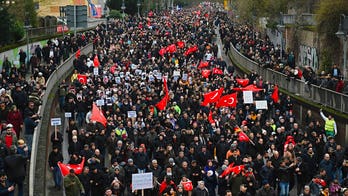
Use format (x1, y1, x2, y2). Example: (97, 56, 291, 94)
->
(29, 43, 93, 196)
(230, 44, 348, 114)
(27, 26, 58, 38)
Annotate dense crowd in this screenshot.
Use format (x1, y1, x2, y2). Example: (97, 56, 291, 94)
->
(229, 24, 348, 94)
(0, 27, 95, 195)
(44, 3, 348, 196)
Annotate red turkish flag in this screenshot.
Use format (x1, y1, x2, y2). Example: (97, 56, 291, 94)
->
(212, 68, 223, 75)
(77, 74, 87, 85)
(230, 165, 245, 175)
(271, 85, 279, 103)
(75, 49, 81, 59)
(156, 94, 169, 111)
(156, 78, 169, 111)
(198, 61, 209, 69)
(233, 84, 263, 92)
(93, 55, 100, 67)
(190, 45, 198, 53)
(208, 110, 215, 124)
(238, 131, 250, 143)
(236, 79, 249, 87)
(90, 103, 107, 126)
(184, 45, 198, 56)
(181, 181, 193, 191)
(202, 69, 211, 78)
(220, 164, 245, 178)
(167, 44, 177, 53)
(58, 157, 85, 176)
(159, 48, 167, 56)
(216, 93, 237, 108)
(177, 41, 185, 48)
(201, 87, 224, 106)
(163, 78, 168, 94)
(220, 163, 235, 178)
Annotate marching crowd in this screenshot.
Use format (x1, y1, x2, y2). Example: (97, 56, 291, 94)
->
(229, 24, 348, 94)
(46, 3, 348, 196)
(0, 2, 347, 196)
(0, 22, 93, 195)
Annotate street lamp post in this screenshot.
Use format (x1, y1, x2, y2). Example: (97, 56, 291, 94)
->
(336, 14, 348, 79)
(104, 3, 108, 33)
(121, 0, 126, 21)
(277, 12, 285, 62)
(24, 12, 31, 68)
(137, 0, 141, 17)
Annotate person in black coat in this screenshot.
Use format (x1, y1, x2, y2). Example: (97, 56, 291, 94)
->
(123, 159, 138, 194)
(192, 181, 209, 196)
(4, 145, 28, 196)
(295, 157, 309, 195)
(68, 136, 82, 156)
(48, 146, 63, 190)
(215, 135, 229, 164)
(89, 167, 104, 196)
(0, 171, 15, 195)
(196, 145, 213, 167)
(78, 166, 91, 196)
(134, 146, 149, 172)
(50, 129, 63, 151)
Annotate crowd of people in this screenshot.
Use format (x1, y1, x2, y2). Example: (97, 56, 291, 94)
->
(44, 2, 348, 196)
(0, 2, 347, 196)
(229, 24, 348, 94)
(0, 21, 94, 195)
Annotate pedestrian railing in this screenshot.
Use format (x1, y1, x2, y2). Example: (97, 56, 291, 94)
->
(229, 44, 348, 114)
(29, 43, 93, 196)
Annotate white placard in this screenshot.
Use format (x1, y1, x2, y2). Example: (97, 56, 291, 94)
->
(149, 75, 155, 82)
(182, 73, 188, 81)
(50, 118, 62, 126)
(93, 67, 99, 76)
(127, 111, 137, 118)
(255, 100, 268, 110)
(64, 112, 72, 118)
(96, 99, 105, 106)
(132, 172, 153, 191)
(106, 97, 112, 106)
(115, 77, 121, 84)
(243, 91, 254, 104)
(141, 73, 146, 80)
(155, 73, 162, 80)
(173, 70, 181, 76)
(135, 69, 142, 75)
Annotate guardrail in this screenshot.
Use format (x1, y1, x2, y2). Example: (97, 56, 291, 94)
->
(27, 26, 58, 38)
(230, 44, 348, 114)
(29, 43, 93, 196)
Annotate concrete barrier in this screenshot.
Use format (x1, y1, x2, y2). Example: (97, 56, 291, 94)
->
(229, 43, 348, 114)
(29, 43, 93, 196)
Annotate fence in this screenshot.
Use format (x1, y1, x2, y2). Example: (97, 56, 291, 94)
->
(229, 44, 348, 114)
(29, 43, 93, 196)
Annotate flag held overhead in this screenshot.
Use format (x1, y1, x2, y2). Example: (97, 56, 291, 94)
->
(201, 87, 224, 106)
(90, 103, 107, 126)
